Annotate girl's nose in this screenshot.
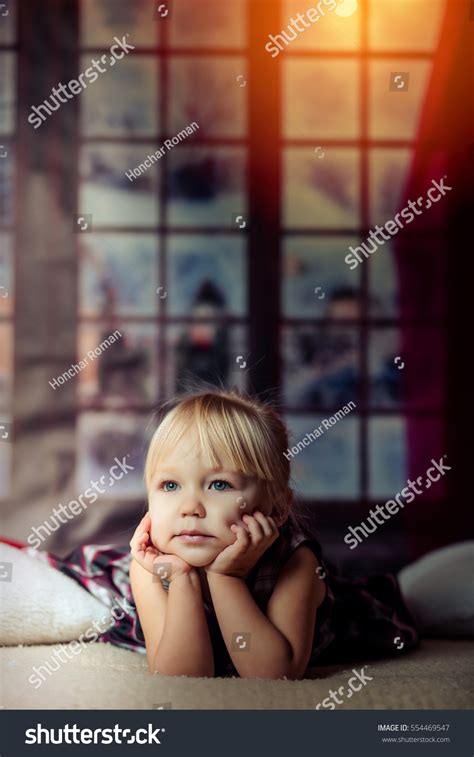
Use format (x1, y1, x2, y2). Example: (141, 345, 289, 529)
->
(179, 496, 206, 517)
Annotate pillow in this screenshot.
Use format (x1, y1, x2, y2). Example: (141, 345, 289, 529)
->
(0, 544, 108, 645)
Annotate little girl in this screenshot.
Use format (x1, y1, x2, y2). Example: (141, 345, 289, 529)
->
(128, 388, 473, 678)
(38, 389, 473, 678)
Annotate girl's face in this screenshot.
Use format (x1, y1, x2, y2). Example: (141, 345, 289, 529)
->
(147, 428, 270, 567)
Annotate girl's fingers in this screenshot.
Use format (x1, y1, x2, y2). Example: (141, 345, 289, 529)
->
(249, 511, 276, 537)
(134, 533, 149, 550)
(130, 514, 151, 545)
(265, 516, 280, 542)
(262, 513, 279, 535)
(232, 524, 250, 548)
(131, 529, 153, 555)
(242, 514, 264, 541)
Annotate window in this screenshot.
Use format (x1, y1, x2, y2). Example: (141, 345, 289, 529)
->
(12, 0, 447, 514)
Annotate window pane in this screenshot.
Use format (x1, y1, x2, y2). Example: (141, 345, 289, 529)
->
(81, 0, 156, 47)
(0, 52, 15, 134)
(282, 324, 360, 408)
(169, 0, 247, 49)
(80, 144, 160, 227)
(167, 147, 246, 227)
(369, 417, 407, 498)
(77, 412, 149, 497)
(369, 416, 446, 500)
(167, 234, 247, 317)
(0, 322, 12, 407)
(369, 148, 412, 226)
(0, 145, 14, 224)
(281, 0, 360, 51)
(369, 0, 445, 51)
(165, 324, 247, 395)
(369, 60, 431, 140)
(283, 59, 360, 139)
(368, 248, 399, 318)
(369, 327, 445, 409)
(80, 55, 158, 137)
(78, 323, 158, 407)
(285, 413, 359, 499)
(79, 234, 159, 316)
(0, 233, 13, 314)
(283, 236, 361, 318)
(283, 148, 360, 229)
(168, 56, 247, 138)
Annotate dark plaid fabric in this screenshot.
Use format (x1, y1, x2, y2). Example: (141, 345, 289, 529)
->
(18, 513, 420, 676)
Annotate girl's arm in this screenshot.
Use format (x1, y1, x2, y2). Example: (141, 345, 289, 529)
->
(152, 570, 214, 678)
(129, 557, 168, 669)
(131, 560, 214, 677)
(130, 514, 215, 677)
(207, 545, 325, 680)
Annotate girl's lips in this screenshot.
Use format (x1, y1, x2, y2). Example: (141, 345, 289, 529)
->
(175, 534, 214, 543)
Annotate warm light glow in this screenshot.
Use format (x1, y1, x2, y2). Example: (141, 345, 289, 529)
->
(335, 0, 359, 18)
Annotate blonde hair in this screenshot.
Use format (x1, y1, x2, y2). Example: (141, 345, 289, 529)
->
(144, 389, 300, 528)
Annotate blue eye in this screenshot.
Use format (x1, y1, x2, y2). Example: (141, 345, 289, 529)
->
(162, 481, 178, 492)
(210, 480, 232, 491)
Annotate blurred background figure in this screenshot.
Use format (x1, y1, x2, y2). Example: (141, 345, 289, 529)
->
(175, 281, 230, 392)
(290, 288, 361, 407)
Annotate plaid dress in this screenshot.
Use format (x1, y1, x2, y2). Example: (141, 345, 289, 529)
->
(13, 513, 419, 676)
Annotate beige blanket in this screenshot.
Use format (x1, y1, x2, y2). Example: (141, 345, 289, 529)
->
(1, 639, 472, 710)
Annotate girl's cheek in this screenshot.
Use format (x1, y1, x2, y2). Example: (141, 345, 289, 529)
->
(149, 522, 158, 547)
(150, 519, 165, 549)
(233, 501, 252, 521)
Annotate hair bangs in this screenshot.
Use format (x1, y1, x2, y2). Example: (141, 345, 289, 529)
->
(194, 399, 272, 481)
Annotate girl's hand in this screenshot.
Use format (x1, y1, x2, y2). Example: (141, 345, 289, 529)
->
(204, 511, 279, 579)
(129, 513, 193, 583)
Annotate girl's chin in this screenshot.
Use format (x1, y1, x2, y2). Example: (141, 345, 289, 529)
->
(173, 545, 219, 565)
(182, 556, 215, 568)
